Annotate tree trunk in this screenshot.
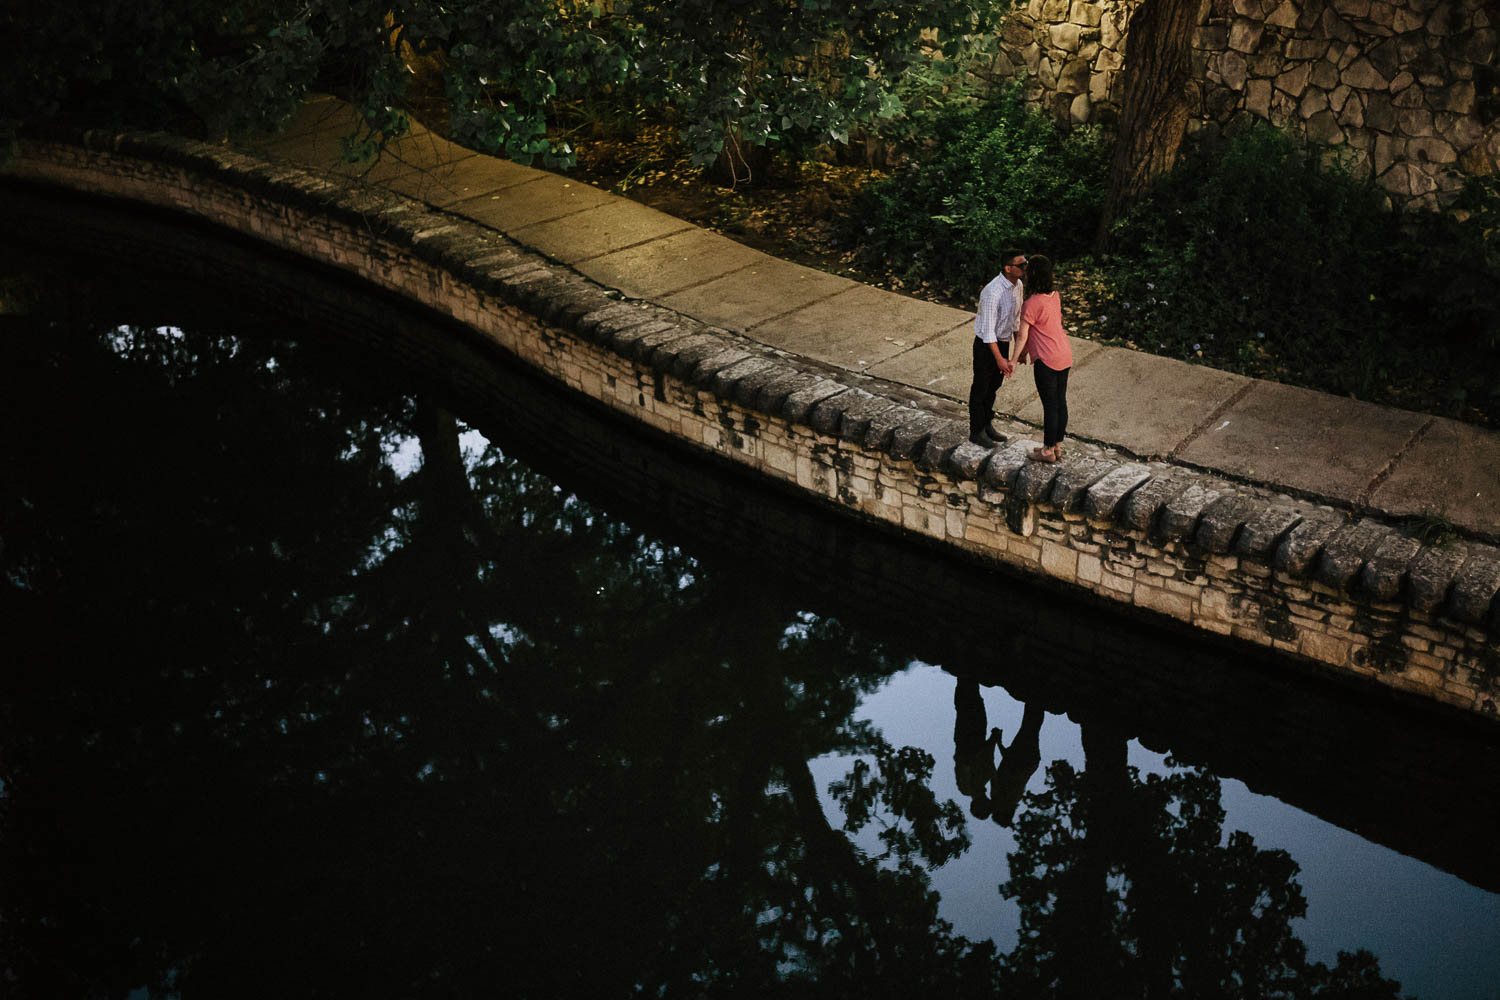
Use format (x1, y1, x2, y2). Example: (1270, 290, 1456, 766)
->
(707, 128, 774, 188)
(1094, 0, 1202, 250)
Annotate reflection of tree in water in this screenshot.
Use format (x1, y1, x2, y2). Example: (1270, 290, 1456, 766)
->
(0, 283, 1412, 999)
(1000, 726, 1408, 999)
(0, 310, 999, 996)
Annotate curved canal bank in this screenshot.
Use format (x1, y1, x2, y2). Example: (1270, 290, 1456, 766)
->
(4, 124, 1498, 720)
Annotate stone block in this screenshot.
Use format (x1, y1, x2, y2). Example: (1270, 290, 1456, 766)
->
(1059, 57, 1091, 93)
(918, 421, 973, 472)
(1267, 0, 1300, 27)
(1156, 484, 1225, 545)
(1048, 456, 1118, 512)
(656, 333, 734, 376)
(1358, 533, 1424, 601)
(1229, 18, 1266, 52)
(1246, 79, 1274, 118)
(1096, 44, 1125, 72)
(1392, 81, 1426, 109)
(1438, 113, 1484, 151)
(1235, 502, 1305, 559)
(743, 369, 808, 411)
(1100, 10, 1124, 48)
(1050, 22, 1083, 51)
(1287, 37, 1333, 60)
(1040, 0, 1071, 21)
(1277, 61, 1313, 97)
(888, 413, 948, 462)
(1446, 548, 1500, 624)
(577, 301, 652, 344)
(1363, 91, 1396, 132)
(1071, 2, 1104, 27)
(1340, 94, 1367, 127)
(1314, 519, 1396, 590)
(624, 325, 699, 364)
(1041, 540, 1080, 578)
(781, 379, 849, 424)
(1407, 541, 1469, 613)
(1193, 493, 1262, 553)
(1300, 630, 1352, 665)
(1014, 453, 1066, 505)
(709, 356, 777, 399)
(1306, 109, 1346, 143)
(1083, 462, 1155, 521)
(1039, 56, 1059, 90)
(1090, 70, 1115, 102)
(685, 346, 754, 388)
(1302, 88, 1331, 118)
(1323, 6, 1360, 41)
(1342, 57, 1387, 89)
(838, 396, 908, 450)
(1409, 136, 1457, 164)
(982, 439, 1036, 491)
(1274, 510, 1346, 576)
(1122, 474, 1195, 533)
(808, 386, 872, 435)
(946, 440, 994, 481)
(1134, 582, 1195, 620)
(1222, 50, 1250, 90)
(1435, 80, 1477, 115)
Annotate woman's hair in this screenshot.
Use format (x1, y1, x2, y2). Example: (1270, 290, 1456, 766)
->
(1024, 255, 1055, 296)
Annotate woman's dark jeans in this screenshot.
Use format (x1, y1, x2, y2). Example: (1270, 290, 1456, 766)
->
(1033, 361, 1069, 447)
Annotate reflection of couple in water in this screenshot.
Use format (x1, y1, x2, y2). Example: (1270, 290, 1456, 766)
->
(953, 678, 1044, 826)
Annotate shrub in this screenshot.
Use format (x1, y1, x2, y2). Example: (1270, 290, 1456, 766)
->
(841, 85, 1109, 297)
(1098, 125, 1500, 423)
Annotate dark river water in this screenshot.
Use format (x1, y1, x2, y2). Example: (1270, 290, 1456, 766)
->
(1, 224, 1498, 999)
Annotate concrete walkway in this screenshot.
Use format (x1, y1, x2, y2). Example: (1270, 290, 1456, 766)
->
(245, 96, 1500, 541)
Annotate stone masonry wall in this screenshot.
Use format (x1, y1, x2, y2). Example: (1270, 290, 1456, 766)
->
(991, 0, 1500, 209)
(5, 130, 1499, 719)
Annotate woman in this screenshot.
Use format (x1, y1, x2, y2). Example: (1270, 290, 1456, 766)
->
(1012, 255, 1072, 463)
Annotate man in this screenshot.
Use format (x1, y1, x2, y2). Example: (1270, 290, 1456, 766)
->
(969, 249, 1025, 445)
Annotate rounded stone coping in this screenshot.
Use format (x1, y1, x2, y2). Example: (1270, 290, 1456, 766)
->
(6, 124, 1500, 635)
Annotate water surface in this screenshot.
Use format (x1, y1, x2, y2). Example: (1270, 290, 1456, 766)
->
(1, 250, 1497, 999)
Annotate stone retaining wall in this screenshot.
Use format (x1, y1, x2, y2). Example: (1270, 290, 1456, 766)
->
(990, 0, 1499, 209)
(5, 129, 1498, 718)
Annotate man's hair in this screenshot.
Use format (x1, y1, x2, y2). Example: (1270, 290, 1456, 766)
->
(1024, 255, 1055, 296)
(1000, 249, 1026, 268)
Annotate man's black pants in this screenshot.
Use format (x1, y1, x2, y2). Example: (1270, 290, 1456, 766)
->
(967, 337, 1009, 436)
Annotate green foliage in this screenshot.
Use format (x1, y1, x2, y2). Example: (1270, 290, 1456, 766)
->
(843, 85, 1109, 293)
(626, 0, 1004, 170)
(3, 0, 1003, 174)
(0, 0, 320, 136)
(1408, 509, 1457, 548)
(1098, 125, 1500, 422)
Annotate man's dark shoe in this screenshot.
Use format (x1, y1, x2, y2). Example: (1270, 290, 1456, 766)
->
(969, 431, 991, 446)
(981, 423, 1007, 444)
